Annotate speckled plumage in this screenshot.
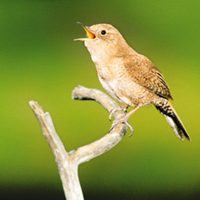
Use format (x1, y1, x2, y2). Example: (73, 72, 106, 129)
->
(76, 23, 190, 140)
(124, 55, 172, 100)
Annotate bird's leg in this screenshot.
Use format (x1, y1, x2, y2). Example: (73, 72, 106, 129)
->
(124, 105, 141, 121)
(109, 104, 129, 120)
(122, 104, 129, 112)
(111, 105, 141, 136)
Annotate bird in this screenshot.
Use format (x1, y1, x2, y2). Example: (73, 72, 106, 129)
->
(75, 22, 190, 141)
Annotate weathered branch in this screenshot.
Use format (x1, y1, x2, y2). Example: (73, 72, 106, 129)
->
(29, 85, 129, 200)
(29, 101, 83, 200)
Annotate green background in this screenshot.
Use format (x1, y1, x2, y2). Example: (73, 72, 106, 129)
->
(0, 0, 199, 199)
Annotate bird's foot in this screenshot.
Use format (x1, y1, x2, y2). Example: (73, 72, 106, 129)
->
(110, 116, 134, 136)
(109, 108, 123, 120)
(109, 106, 128, 121)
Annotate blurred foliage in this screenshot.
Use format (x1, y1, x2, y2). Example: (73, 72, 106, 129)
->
(0, 0, 199, 196)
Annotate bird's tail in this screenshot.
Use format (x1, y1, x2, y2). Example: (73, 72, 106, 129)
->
(155, 100, 190, 141)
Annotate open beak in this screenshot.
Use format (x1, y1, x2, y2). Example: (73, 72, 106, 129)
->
(74, 22, 96, 41)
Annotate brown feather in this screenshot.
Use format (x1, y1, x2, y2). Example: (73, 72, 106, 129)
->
(124, 55, 173, 100)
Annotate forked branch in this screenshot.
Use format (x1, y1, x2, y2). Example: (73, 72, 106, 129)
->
(29, 85, 129, 200)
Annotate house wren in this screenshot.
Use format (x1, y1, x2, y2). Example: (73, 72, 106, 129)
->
(75, 23, 190, 141)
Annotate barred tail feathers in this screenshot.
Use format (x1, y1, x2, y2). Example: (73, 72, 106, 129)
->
(155, 100, 190, 141)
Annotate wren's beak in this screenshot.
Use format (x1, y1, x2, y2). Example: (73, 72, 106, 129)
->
(74, 23, 96, 41)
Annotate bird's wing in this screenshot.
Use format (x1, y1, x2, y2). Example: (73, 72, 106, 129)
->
(124, 55, 172, 99)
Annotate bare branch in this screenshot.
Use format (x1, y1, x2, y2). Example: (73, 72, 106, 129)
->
(29, 101, 68, 160)
(29, 101, 84, 200)
(71, 124, 126, 165)
(29, 85, 130, 200)
(71, 86, 127, 164)
(72, 85, 124, 119)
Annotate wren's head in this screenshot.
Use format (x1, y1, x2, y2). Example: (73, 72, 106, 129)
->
(75, 23, 131, 64)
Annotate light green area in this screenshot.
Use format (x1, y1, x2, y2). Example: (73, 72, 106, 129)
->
(0, 0, 199, 193)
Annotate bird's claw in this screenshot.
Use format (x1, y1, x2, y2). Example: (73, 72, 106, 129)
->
(109, 108, 123, 120)
(126, 122, 134, 136)
(109, 106, 128, 120)
(110, 117, 134, 136)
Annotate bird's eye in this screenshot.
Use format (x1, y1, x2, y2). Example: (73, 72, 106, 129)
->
(101, 30, 106, 35)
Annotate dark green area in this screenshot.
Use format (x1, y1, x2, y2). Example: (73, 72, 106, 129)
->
(0, 0, 199, 197)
